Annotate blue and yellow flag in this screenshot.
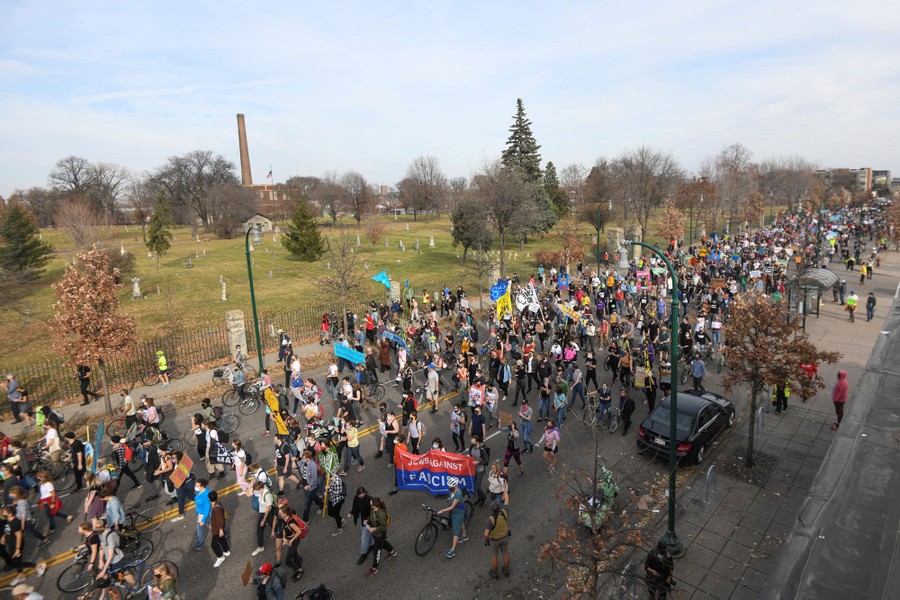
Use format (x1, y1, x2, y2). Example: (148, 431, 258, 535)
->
(496, 281, 512, 319)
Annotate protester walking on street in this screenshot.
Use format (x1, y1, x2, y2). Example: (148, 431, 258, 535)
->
(846, 291, 859, 322)
(690, 353, 706, 392)
(866, 292, 877, 322)
(538, 420, 560, 475)
(832, 370, 849, 431)
(366, 497, 397, 576)
(349, 486, 374, 565)
(484, 501, 511, 579)
(209, 490, 230, 567)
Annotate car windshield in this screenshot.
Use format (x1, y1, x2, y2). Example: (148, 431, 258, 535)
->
(647, 406, 695, 439)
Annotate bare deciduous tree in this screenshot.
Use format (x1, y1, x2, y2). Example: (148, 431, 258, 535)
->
(314, 172, 348, 225)
(317, 229, 367, 335)
(560, 163, 588, 209)
(612, 147, 682, 239)
(49, 155, 96, 197)
(126, 176, 156, 242)
(401, 156, 448, 221)
(7, 187, 59, 228)
(55, 199, 106, 250)
(151, 150, 239, 225)
(207, 184, 257, 239)
(363, 216, 387, 254)
(342, 171, 374, 225)
(471, 160, 537, 277)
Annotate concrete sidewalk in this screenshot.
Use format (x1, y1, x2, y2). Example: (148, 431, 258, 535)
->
(646, 250, 900, 599)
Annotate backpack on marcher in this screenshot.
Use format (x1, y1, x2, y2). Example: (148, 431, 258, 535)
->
(51, 410, 65, 424)
(290, 515, 309, 539)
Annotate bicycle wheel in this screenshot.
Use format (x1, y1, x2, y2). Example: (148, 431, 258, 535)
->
(369, 384, 385, 402)
(221, 388, 241, 407)
(141, 370, 160, 387)
(242, 364, 258, 378)
(607, 413, 621, 434)
(212, 370, 226, 385)
(135, 506, 166, 532)
(414, 522, 439, 556)
(464, 500, 474, 526)
(57, 561, 95, 592)
(124, 536, 154, 562)
(717, 356, 725, 374)
(159, 438, 184, 453)
(53, 462, 77, 492)
(185, 426, 198, 447)
(239, 396, 260, 415)
(169, 364, 188, 379)
(106, 417, 129, 440)
(82, 587, 124, 600)
(218, 412, 240, 434)
(680, 368, 690, 385)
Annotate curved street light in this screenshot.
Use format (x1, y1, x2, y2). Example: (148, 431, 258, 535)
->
(245, 226, 265, 374)
(624, 240, 684, 557)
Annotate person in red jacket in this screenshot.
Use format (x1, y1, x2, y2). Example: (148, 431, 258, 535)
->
(831, 370, 849, 430)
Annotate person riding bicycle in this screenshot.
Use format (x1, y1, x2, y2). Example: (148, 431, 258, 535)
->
(96, 519, 138, 590)
(156, 351, 169, 388)
(233, 344, 246, 367)
(693, 327, 711, 358)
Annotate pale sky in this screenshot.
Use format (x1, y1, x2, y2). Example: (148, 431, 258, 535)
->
(2, 0, 899, 196)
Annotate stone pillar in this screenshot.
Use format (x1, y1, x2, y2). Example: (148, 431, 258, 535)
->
(131, 277, 141, 299)
(488, 263, 501, 284)
(625, 225, 643, 260)
(415, 239, 420, 250)
(226, 309, 247, 353)
(429, 236, 435, 247)
(606, 227, 624, 258)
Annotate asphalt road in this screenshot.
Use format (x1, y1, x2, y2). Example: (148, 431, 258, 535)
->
(12, 340, 749, 600)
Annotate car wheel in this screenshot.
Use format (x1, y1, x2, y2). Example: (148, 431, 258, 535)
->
(695, 444, 706, 465)
(727, 410, 735, 428)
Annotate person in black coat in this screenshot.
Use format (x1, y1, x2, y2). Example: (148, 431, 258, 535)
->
(619, 389, 636, 436)
(348, 486, 374, 565)
(141, 437, 162, 502)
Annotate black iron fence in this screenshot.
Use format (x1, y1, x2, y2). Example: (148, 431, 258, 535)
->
(2, 275, 485, 410)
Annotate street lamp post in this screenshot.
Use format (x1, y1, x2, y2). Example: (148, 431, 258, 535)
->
(625, 240, 684, 557)
(245, 227, 265, 374)
(596, 203, 603, 271)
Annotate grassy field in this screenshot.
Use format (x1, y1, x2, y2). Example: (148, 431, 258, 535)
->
(1, 215, 596, 369)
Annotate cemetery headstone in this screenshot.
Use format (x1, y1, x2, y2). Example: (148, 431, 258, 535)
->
(131, 277, 142, 299)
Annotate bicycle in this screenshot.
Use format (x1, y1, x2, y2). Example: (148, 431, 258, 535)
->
(613, 562, 640, 600)
(79, 558, 159, 600)
(185, 410, 240, 446)
(140, 362, 188, 387)
(106, 408, 166, 440)
(57, 547, 97, 593)
(222, 379, 266, 410)
(606, 406, 624, 434)
(29, 444, 76, 492)
(122, 505, 165, 534)
(716, 346, 728, 374)
(414, 499, 475, 556)
(212, 362, 258, 385)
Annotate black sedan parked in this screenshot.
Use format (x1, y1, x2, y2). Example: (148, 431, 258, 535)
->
(636, 390, 736, 465)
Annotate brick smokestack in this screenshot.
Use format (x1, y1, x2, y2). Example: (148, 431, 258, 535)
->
(236, 113, 253, 186)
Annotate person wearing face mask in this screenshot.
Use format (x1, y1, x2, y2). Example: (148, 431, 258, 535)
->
(430, 438, 446, 452)
(348, 487, 374, 565)
(450, 403, 467, 453)
(537, 420, 561, 475)
(436, 478, 468, 559)
(191, 478, 211, 552)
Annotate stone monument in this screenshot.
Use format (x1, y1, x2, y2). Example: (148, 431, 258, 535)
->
(624, 225, 643, 260)
(186, 256, 193, 268)
(429, 236, 435, 248)
(131, 277, 141, 299)
(225, 309, 247, 352)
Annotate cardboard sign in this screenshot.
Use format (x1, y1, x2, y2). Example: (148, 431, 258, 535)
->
(710, 278, 727, 290)
(499, 411, 514, 427)
(168, 454, 194, 489)
(241, 561, 253, 587)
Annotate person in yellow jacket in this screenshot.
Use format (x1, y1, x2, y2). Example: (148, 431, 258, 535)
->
(156, 350, 169, 387)
(846, 291, 859, 323)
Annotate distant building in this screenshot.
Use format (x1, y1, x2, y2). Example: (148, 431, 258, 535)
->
(816, 168, 873, 193)
(242, 213, 273, 233)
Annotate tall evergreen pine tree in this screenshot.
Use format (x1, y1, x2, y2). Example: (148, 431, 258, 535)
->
(0, 205, 52, 280)
(283, 201, 325, 261)
(145, 189, 173, 271)
(501, 98, 543, 182)
(543, 161, 569, 217)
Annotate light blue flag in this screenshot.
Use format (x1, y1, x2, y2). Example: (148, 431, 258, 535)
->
(333, 343, 366, 365)
(380, 331, 409, 351)
(92, 421, 104, 474)
(372, 270, 391, 289)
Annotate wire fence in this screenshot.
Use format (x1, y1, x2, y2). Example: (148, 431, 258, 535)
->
(1, 275, 486, 411)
